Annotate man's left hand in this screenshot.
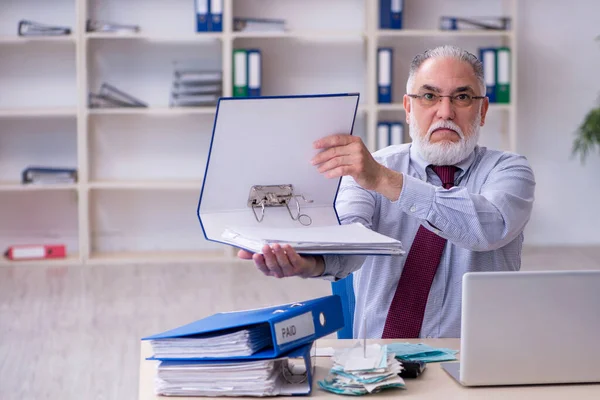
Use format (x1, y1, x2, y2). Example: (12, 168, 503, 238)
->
(311, 135, 384, 191)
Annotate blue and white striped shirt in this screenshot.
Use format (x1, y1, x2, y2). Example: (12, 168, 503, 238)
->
(321, 144, 536, 339)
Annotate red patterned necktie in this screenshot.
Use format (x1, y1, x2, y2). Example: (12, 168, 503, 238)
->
(381, 165, 457, 339)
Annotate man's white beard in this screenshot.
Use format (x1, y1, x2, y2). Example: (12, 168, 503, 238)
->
(409, 112, 481, 166)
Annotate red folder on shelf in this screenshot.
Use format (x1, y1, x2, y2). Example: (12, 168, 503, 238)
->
(4, 244, 66, 261)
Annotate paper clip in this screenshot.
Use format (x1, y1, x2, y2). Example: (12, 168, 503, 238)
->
(247, 184, 314, 226)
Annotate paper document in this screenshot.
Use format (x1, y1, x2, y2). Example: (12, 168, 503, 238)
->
(150, 324, 272, 359)
(155, 357, 308, 397)
(319, 343, 406, 395)
(221, 222, 405, 255)
(386, 342, 458, 363)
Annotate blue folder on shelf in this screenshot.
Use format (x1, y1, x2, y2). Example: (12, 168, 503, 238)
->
(480, 47, 497, 103)
(377, 48, 393, 103)
(209, 0, 223, 32)
(142, 295, 344, 361)
(195, 0, 209, 32)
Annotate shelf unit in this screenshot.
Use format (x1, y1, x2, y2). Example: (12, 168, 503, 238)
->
(0, 0, 518, 266)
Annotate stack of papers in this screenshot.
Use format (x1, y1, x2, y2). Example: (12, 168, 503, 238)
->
(318, 344, 406, 395)
(387, 343, 458, 363)
(155, 357, 305, 397)
(221, 223, 405, 255)
(150, 324, 272, 359)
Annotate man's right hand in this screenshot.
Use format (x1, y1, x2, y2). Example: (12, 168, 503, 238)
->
(238, 244, 325, 279)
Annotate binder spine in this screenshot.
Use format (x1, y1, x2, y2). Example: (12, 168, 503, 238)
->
(390, 0, 403, 29)
(209, 0, 223, 32)
(390, 122, 403, 145)
(233, 49, 248, 97)
(271, 295, 344, 354)
(480, 48, 497, 103)
(496, 47, 511, 103)
(379, 0, 391, 29)
(247, 49, 262, 97)
(377, 48, 393, 104)
(377, 122, 390, 150)
(5, 244, 66, 260)
(195, 0, 209, 32)
(273, 311, 315, 347)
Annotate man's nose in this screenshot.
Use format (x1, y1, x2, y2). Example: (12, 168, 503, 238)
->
(436, 97, 455, 120)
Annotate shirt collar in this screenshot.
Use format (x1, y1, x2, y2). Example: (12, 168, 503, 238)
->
(409, 143, 479, 181)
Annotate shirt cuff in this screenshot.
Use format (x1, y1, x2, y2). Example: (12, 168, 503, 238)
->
(311, 255, 341, 282)
(394, 173, 436, 220)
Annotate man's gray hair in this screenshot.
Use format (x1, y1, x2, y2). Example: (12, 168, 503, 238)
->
(406, 45, 486, 95)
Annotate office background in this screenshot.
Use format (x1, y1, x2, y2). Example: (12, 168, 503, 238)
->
(0, 0, 599, 399)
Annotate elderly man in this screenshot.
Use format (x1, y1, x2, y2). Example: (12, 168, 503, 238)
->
(238, 45, 536, 339)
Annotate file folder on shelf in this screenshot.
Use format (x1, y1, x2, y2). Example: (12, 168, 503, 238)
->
(234, 17, 286, 33)
(22, 166, 77, 184)
(377, 122, 390, 150)
(390, 0, 403, 29)
(209, 0, 223, 32)
(142, 295, 343, 360)
(440, 16, 511, 31)
(480, 48, 497, 103)
(496, 47, 511, 103)
(196, 93, 405, 256)
(18, 20, 71, 36)
(248, 49, 262, 97)
(4, 244, 66, 261)
(195, 0, 209, 32)
(379, 0, 391, 29)
(380, 0, 403, 29)
(153, 342, 316, 397)
(390, 121, 404, 145)
(233, 49, 248, 97)
(378, 48, 393, 104)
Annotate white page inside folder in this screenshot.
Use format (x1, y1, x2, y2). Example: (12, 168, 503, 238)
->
(197, 93, 405, 256)
(154, 342, 315, 397)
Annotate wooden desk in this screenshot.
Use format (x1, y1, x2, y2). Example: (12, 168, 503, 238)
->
(139, 339, 600, 399)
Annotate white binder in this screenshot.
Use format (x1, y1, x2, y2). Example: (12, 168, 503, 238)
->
(377, 122, 390, 150)
(197, 93, 405, 256)
(390, 122, 403, 145)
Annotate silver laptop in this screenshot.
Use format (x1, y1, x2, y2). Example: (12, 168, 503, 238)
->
(441, 270, 600, 387)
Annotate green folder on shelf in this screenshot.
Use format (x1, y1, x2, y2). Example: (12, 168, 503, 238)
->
(233, 49, 248, 97)
(495, 47, 511, 104)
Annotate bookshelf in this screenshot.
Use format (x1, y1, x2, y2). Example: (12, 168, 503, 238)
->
(0, 0, 518, 266)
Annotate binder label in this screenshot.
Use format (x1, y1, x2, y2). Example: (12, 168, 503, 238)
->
(13, 247, 45, 259)
(274, 312, 315, 345)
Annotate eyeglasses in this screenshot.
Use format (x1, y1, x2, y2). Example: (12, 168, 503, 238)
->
(407, 93, 486, 108)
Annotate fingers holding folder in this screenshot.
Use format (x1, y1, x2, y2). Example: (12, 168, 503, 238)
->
(312, 134, 384, 192)
(238, 244, 325, 279)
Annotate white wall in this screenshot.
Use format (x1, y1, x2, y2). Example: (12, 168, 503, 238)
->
(517, 0, 600, 245)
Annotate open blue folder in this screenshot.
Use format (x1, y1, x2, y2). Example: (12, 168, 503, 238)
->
(142, 295, 344, 361)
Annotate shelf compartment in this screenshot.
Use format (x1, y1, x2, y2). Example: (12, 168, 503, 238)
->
(0, 118, 77, 183)
(88, 114, 213, 182)
(87, 0, 208, 38)
(0, 42, 77, 109)
(0, 191, 79, 260)
(87, 40, 222, 109)
(89, 189, 224, 256)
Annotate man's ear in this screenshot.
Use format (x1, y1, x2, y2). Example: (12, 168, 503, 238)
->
(403, 94, 411, 124)
(480, 97, 489, 126)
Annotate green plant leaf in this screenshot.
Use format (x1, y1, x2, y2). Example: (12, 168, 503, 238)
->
(572, 106, 600, 163)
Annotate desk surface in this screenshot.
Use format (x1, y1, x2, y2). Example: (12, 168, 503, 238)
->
(138, 339, 600, 399)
